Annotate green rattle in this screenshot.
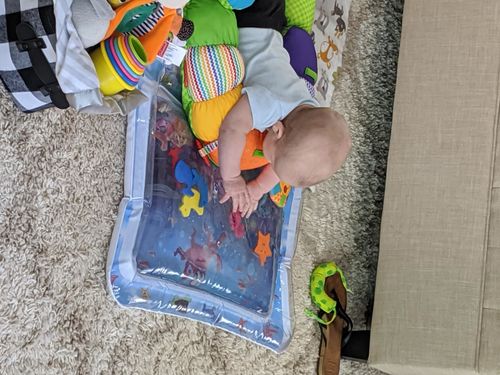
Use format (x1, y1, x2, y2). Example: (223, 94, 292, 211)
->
(305, 262, 349, 325)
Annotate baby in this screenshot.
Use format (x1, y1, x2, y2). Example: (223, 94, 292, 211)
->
(219, 0, 351, 217)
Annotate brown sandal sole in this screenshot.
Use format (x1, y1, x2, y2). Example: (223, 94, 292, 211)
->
(317, 272, 348, 375)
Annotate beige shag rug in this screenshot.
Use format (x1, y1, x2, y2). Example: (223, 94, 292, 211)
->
(0, 1, 403, 373)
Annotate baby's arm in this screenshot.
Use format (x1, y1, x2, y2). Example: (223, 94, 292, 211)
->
(218, 94, 253, 214)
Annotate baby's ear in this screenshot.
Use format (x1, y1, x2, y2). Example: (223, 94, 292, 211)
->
(272, 121, 285, 139)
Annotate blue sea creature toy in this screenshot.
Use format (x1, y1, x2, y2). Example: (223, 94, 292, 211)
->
(175, 160, 208, 207)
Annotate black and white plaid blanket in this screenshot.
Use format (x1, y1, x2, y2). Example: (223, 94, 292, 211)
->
(0, 0, 58, 112)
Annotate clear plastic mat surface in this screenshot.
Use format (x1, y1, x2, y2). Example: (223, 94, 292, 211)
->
(107, 62, 302, 352)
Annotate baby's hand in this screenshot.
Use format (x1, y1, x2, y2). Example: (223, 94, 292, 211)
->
(220, 175, 250, 214)
(245, 180, 266, 218)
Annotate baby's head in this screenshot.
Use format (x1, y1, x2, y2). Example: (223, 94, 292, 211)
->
(263, 106, 351, 187)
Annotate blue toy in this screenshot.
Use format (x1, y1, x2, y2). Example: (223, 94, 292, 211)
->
(226, 0, 255, 9)
(174, 160, 208, 207)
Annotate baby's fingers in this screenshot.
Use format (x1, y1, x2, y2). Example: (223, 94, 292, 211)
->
(245, 201, 258, 219)
(241, 202, 251, 219)
(242, 201, 251, 218)
(232, 195, 243, 213)
(252, 200, 259, 214)
(240, 194, 251, 217)
(220, 193, 231, 204)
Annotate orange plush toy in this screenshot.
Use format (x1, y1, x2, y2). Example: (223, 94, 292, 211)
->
(105, 0, 191, 63)
(197, 130, 269, 171)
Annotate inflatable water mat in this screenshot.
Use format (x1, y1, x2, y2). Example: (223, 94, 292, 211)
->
(107, 62, 302, 352)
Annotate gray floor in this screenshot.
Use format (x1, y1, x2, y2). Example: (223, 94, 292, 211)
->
(0, 1, 403, 374)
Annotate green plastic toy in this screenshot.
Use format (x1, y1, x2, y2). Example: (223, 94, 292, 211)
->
(305, 261, 349, 325)
(116, 3, 156, 33)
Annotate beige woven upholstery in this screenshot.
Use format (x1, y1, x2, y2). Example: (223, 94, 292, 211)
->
(369, 1, 500, 374)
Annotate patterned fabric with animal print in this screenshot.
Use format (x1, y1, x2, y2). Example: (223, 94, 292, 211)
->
(312, 0, 351, 105)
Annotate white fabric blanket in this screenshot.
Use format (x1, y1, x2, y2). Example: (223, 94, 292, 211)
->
(54, 0, 147, 114)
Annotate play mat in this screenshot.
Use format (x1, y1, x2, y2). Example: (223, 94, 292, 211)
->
(107, 61, 301, 352)
(107, 0, 350, 353)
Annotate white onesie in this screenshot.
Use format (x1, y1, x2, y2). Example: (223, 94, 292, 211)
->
(238, 27, 319, 132)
